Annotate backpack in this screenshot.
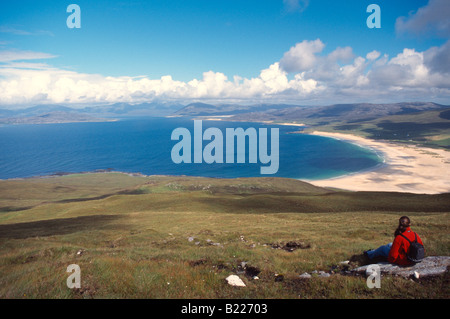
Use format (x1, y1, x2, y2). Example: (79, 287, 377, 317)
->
(399, 232, 425, 263)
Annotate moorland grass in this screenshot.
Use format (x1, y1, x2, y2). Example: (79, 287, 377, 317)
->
(0, 173, 448, 299)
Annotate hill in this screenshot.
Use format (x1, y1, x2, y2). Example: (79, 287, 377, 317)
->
(225, 102, 450, 149)
(0, 102, 185, 124)
(0, 172, 448, 298)
(0, 111, 114, 125)
(174, 102, 301, 116)
(172, 101, 450, 149)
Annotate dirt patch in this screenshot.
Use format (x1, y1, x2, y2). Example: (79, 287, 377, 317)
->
(0, 206, 34, 213)
(269, 241, 311, 252)
(189, 259, 209, 267)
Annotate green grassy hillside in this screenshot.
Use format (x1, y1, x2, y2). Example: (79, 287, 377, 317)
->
(0, 173, 449, 299)
(318, 108, 450, 149)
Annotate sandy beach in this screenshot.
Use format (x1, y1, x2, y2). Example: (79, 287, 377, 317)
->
(305, 131, 450, 194)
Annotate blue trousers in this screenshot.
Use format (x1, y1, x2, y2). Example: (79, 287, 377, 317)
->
(366, 243, 392, 259)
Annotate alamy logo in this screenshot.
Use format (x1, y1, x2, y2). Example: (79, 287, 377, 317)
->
(66, 4, 81, 29)
(66, 264, 81, 289)
(366, 4, 381, 29)
(366, 264, 381, 289)
(171, 120, 279, 174)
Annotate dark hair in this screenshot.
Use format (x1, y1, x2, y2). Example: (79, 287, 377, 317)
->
(394, 216, 411, 237)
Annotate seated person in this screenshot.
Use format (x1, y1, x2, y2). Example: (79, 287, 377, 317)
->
(364, 216, 424, 266)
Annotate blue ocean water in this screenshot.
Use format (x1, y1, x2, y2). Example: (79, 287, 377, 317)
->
(0, 117, 382, 180)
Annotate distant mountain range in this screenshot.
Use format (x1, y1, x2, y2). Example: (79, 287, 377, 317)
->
(173, 102, 300, 116)
(0, 111, 115, 125)
(175, 101, 450, 149)
(214, 102, 449, 125)
(0, 102, 184, 124)
(1, 101, 448, 126)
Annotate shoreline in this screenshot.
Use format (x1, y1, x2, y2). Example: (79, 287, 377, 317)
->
(1, 117, 449, 194)
(304, 131, 450, 194)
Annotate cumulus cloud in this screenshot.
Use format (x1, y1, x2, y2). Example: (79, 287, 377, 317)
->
(366, 50, 381, 61)
(279, 39, 325, 72)
(1, 39, 450, 107)
(424, 40, 450, 74)
(396, 0, 450, 37)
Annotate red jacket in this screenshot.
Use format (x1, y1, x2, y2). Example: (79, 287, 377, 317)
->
(388, 227, 424, 266)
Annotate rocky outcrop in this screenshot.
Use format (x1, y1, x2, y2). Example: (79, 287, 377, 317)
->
(351, 256, 450, 278)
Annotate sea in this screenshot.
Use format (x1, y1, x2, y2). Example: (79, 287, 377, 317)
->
(0, 117, 383, 180)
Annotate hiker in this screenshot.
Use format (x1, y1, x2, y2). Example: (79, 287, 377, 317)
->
(364, 216, 424, 266)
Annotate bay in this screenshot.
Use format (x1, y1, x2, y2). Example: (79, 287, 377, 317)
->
(0, 117, 382, 180)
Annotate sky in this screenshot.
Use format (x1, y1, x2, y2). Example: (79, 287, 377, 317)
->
(0, 0, 449, 108)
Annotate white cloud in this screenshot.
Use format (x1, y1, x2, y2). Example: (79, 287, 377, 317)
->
(0, 25, 54, 37)
(0, 50, 57, 62)
(366, 50, 381, 61)
(283, 0, 309, 13)
(327, 47, 355, 63)
(396, 0, 450, 37)
(1, 39, 450, 107)
(279, 39, 325, 73)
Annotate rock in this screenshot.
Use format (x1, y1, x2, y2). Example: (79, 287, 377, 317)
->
(318, 271, 331, 278)
(188, 236, 194, 242)
(299, 272, 312, 279)
(225, 275, 246, 287)
(365, 266, 377, 277)
(352, 256, 450, 278)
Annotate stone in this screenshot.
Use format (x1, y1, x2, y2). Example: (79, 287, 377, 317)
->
(352, 256, 450, 278)
(225, 275, 246, 287)
(299, 272, 312, 279)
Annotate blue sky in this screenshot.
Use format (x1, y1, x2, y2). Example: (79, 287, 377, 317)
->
(0, 0, 449, 107)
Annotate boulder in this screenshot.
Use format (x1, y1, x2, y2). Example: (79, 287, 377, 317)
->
(352, 256, 450, 278)
(225, 275, 246, 287)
